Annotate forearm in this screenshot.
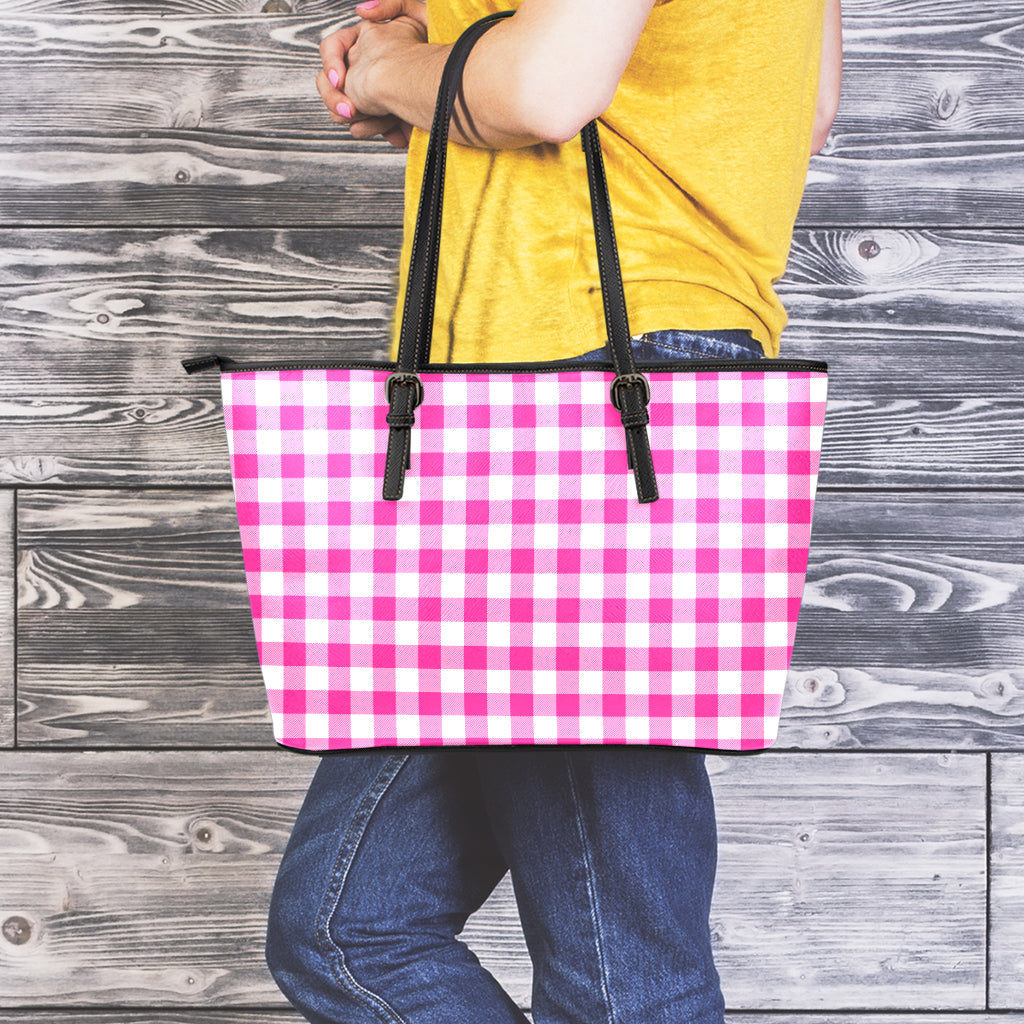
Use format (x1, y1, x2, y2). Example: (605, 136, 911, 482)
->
(811, 0, 842, 153)
(365, 29, 549, 149)
(332, 0, 657, 150)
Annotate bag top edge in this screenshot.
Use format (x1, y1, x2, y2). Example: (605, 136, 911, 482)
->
(206, 358, 828, 375)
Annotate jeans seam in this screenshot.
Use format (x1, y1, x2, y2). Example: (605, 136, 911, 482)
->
(564, 753, 618, 1024)
(315, 753, 411, 1024)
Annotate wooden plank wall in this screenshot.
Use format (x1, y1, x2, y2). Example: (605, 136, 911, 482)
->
(1, 0, 1022, 1020)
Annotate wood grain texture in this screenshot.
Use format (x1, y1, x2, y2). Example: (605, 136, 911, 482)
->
(1, 0, 1008, 22)
(0, 1016, 308, 1024)
(0, 751, 986, 1009)
(781, 491, 1024, 750)
(0, 136, 407, 228)
(1, 227, 1022, 487)
(2, 226, 1023, 390)
(708, 752, 985, 1009)
(16, 490, 268, 746)
(989, 753, 1024, 1008)
(0, 127, 1022, 230)
(0, 751, 317, 1006)
(0, 3, 1022, 226)
(0, 226, 396, 487)
(0, 0, 316, 12)
(2, 12, 1022, 126)
(0, 489, 14, 748)
(0, 1017, 304, 1024)
(15, 489, 1024, 749)
(1, 1018, 1023, 1024)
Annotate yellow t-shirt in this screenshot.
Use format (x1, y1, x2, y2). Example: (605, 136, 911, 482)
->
(392, 0, 826, 362)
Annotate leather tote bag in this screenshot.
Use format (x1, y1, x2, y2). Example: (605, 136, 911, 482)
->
(184, 11, 828, 751)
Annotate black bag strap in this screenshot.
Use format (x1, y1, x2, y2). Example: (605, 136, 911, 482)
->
(384, 10, 658, 504)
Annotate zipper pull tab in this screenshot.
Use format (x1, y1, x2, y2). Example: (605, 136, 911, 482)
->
(181, 354, 225, 375)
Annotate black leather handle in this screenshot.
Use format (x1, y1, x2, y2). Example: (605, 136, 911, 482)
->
(397, 11, 514, 372)
(383, 10, 658, 503)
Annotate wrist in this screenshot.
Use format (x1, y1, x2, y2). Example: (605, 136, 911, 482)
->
(377, 37, 450, 132)
(371, 37, 421, 115)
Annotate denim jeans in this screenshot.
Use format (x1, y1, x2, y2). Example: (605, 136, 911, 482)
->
(576, 328, 763, 363)
(265, 330, 758, 1024)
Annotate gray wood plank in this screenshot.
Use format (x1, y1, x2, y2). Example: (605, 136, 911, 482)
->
(0, 135, 407, 228)
(16, 490, 268, 746)
(0, 227, 399, 398)
(0, 489, 14, 748)
(0, 1018, 1017, 1024)
(4, 21, 1023, 134)
(2, 226, 1023, 394)
(0, 1018, 304, 1024)
(2, 0, 1011, 27)
(707, 752, 985, 1009)
(0, 225, 395, 487)
(15, 490, 1024, 749)
(0, 1017, 308, 1024)
(737, 1021, 1024, 1024)
(990, 753, 1024, 1008)
(780, 490, 1024, 750)
(0, 751, 985, 1009)
(2, 0, 360, 12)
(1, 227, 1022, 488)
(0, 5, 1022, 226)
(0, 751, 317, 1006)
(0, 1018, 1021, 1024)
(1, 0, 307, 12)
(1, 124, 1021, 230)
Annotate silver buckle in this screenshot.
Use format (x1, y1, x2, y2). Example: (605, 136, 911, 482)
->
(385, 371, 424, 408)
(610, 372, 651, 411)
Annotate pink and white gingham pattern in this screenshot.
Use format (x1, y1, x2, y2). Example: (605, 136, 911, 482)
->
(221, 366, 827, 750)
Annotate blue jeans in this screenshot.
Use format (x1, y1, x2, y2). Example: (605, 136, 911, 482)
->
(576, 328, 763, 363)
(265, 331, 758, 1024)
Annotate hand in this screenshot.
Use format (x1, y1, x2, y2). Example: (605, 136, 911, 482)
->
(317, 0, 428, 148)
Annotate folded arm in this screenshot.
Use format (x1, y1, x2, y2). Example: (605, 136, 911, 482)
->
(318, 0, 842, 154)
(318, 0, 657, 149)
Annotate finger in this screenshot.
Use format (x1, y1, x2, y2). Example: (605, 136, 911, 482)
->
(381, 125, 410, 149)
(355, 0, 427, 27)
(348, 114, 402, 139)
(316, 68, 357, 122)
(318, 24, 358, 90)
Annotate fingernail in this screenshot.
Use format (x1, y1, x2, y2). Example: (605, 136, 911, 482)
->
(328, 69, 339, 88)
(336, 102, 353, 118)
(358, 1, 380, 8)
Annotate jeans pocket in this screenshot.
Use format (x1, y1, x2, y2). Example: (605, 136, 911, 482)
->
(575, 329, 763, 363)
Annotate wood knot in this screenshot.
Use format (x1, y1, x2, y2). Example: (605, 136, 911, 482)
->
(189, 818, 222, 851)
(858, 239, 881, 260)
(262, 0, 294, 10)
(936, 88, 959, 121)
(2, 915, 33, 946)
(787, 668, 844, 708)
(980, 673, 1017, 701)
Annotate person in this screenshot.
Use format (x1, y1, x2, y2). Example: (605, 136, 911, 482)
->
(265, 2, 842, 1022)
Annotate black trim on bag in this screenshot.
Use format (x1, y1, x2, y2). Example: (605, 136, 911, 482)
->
(184, 356, 828, 376)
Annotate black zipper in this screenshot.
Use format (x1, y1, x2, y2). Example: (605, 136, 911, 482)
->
(182, 354, 828, 376)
